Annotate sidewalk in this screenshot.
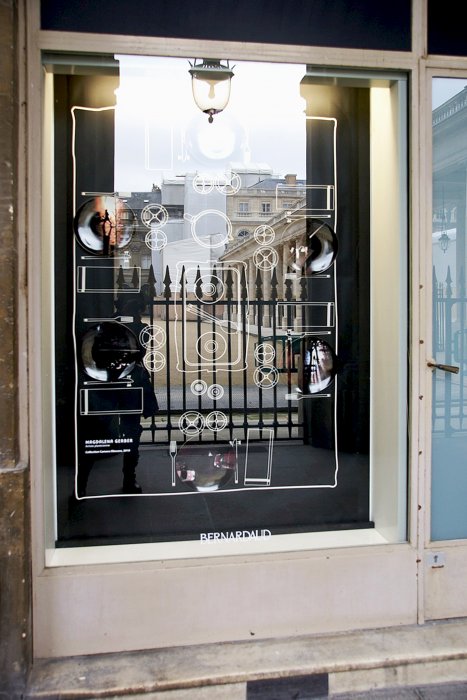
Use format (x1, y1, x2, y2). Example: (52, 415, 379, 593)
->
(329, 682, 467, 699)
(26, 618, 467, 699)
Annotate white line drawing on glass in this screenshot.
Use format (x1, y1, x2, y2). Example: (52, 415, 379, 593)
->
(140, 203, 169, 228)
(207, 383, 224, 400)
(254, 224, 275, 246)
(243, 428, 274, 486)
(285, 392, 332, 400)
(216, 172, 241, 195)
(192, 174, 214, 194)
(143, 350, 166, 373)
(196, 331, 228, 362)
(194, 273, 225, 304)
(275, 183, 335, 219)
(277, 302, 335, 332)
(174, 261, 249, 372)
(253, 366, 279, 389)
(77, 266, 141, 293)
(205, 410, 228, 432)
(145, 227, 167, 251)
(169, 440, 177, 487)
(179, 411, 205, 437)
(83, 315, 134, 323)
(139, 325, 166, 350)
(79, 387, 144, 415)
(254, 342, 276, 366)
(190, 379, 208, 396)
(230, 438, 240, 483)
(253, 246, 279, 271)
(184, 209, 233, 248)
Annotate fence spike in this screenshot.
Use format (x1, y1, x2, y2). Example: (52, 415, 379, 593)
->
(240, 264, 248, 301)
(147, 264, 156, 298)
(255, 267, 263, 300)
(446, 266, 453, 298)
(163, 265, 172, 299)
(270, 267, 278, 301)
(210, 266, 219, 302)
(194, 266, 202, 299)
(225, 267, 234, 300)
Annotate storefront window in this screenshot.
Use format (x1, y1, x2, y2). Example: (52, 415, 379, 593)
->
(43, 54, 408, 549)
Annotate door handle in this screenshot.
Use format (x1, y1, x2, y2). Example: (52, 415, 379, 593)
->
(427, 361, 460, 374)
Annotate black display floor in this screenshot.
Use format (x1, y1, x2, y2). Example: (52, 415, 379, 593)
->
(57, 441, 371, 546)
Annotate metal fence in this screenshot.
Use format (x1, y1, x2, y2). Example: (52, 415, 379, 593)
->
(432, 265, 467, 434)
(135, 263, 305, 445)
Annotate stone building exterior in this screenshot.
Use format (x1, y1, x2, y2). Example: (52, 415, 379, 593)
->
(5, 2, 467, 698)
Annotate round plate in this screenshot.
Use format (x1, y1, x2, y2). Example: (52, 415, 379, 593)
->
(175, 444, 236, 492)
(80, 321, 141, 382)
(73, 197, 136, 255)
(305, 219, 338, 274)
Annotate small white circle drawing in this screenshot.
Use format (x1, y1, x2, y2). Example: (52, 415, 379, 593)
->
(207, 383, 224, 400)
(179, 411, 205, 437)
(253, 246, 279, 271)
(196, 332, 227, 362)
(185, 209, 232, 249)
(205, 410, 228, 432)
(254, 342, 276, 366)
(145, 228, 167, 251)
(193, 174, 214, 194)
(141, 203, 169, 229)
(195, 274, 225, 303)
(254, 366, 279, 389)
(190, 379, 208, 396)
(254, 224, 276, 246)
(139, 325, 166, 350)
(143, 350, 166, 373)
(216, 172, 241, 195)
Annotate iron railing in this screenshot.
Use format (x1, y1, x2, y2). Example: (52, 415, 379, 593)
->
(131, 263, 306, 445)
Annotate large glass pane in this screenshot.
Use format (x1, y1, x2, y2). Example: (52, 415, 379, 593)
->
(431, 78, 467, 540)
(44, 55, 408, 548)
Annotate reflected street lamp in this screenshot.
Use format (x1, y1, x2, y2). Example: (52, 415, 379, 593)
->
(189, 59, 234, 123)
(438, 231, 450, 253)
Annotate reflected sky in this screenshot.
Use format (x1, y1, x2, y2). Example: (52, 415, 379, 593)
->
(114, 55, 307, 191)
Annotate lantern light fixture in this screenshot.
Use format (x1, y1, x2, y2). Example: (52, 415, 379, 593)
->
(438, 231, 450, 254)
(188, 58, 234, 123)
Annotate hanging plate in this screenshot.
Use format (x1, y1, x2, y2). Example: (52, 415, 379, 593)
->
(74, 196, 136, 255)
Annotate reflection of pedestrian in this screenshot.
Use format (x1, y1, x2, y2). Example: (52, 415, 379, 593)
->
(77, 312, 158, 496)
(120, 363, 159, 493)
(116, 297, 159, 492)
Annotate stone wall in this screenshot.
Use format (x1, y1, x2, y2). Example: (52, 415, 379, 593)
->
(0, 0, 32, 695)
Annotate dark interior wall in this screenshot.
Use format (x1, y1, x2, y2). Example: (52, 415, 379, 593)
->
(54, 75, 118, 464)
(428, 1, 467, 56)
(300, 83, 370, 453)
(40, 0, 412, 52)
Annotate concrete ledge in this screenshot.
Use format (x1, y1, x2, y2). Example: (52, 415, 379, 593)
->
(26, 618, 467, 698)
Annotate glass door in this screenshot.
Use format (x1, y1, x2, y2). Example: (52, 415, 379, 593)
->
(431, 77, 467, 541)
